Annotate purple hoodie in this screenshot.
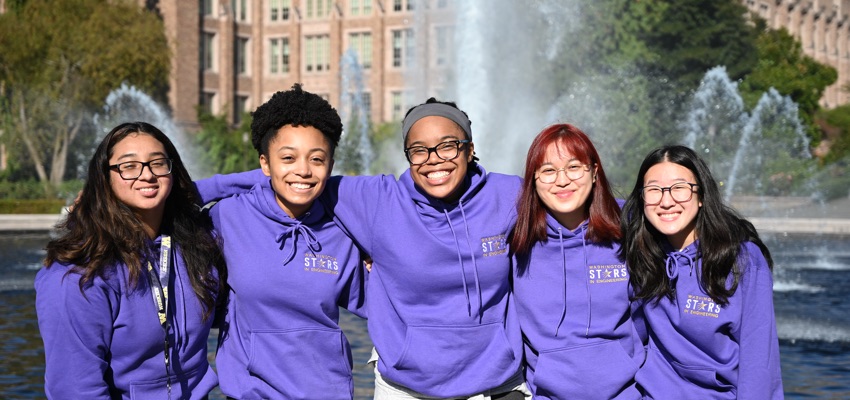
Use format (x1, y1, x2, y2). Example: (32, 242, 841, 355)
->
(195, 165, 523, 397)
(319, 164, 523, 397)
(636, 240, 783, 399)
(513, 214, 644, 399)
(207, 178, 366, 399)
(35, 237, 217, 399)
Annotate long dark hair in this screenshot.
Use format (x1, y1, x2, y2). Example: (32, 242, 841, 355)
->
(620, 145, 772, 305)
(44, 122, 225, 320)
(510, 124, 621, 257)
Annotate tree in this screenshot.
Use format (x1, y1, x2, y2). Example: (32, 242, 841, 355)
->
(739, 21, 837, 134)
(0, 0, 169, 192)
(194, 110, 256, 176)
(640, 0, 759, 87)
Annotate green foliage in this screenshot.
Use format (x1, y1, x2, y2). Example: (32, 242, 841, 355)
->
(0, 178, 83, 200)
(739, 22, 837, 135)
(640, 0, 759, 86)
(194, 110, 256, 176)
(817, 104, 850, 164)
(0, 199, 66, 214)
(0, 0, 170, 189)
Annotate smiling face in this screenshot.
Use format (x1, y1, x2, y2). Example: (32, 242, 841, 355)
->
(405, 115, 474, 202)
(108, 133, 173, 233)
(260, 124, 333, 218)
(534, 142, 596, 230)
(642, 161, 702, 250)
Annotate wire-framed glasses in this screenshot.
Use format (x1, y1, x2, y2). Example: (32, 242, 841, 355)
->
(535, 163, 590, 184)
(404, 140, 470, 165)
(109, 158, 173, 180)
(641, 182, 699, 206)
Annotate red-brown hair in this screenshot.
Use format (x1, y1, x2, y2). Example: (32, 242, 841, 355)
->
(510, 124, 621, 256)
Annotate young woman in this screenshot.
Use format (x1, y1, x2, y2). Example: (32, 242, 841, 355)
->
(199, 84, 366, 399)
(197, 98, 529, 399)
(36, 122, 224, 399)
(620, 145, 783, 399)
(509, 124, 644, 399)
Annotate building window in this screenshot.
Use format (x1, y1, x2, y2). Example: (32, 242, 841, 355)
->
(350, 0, 372, 16)
(391, 91, 404, 121)
(201, 91, 217, 115)
(391, 29, 414, 68)
(202, 32, 216, 71)
(349, 31, 372, 69)
(270, 37, 291, 74)
(201, 0, 214, 16)
(232, 0, 249, 21)
(392, 0, 413, 11)
(434, 26, 452, 67)
(306, 0, 332, 18)
(270, 0, 291, 21)
(305, 35, 330, 72)
(236, 37, 250, 75)
(234, 95, 249, 125)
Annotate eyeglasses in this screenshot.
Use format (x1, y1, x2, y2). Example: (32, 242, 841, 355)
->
(535, 164, 590, 184)
(404, 140, 470, 165)
(641, 182, 699, 206)
(109, 158, 173, 180)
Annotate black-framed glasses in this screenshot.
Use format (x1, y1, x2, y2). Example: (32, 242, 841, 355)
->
(641, 182, 699, 206)
(535, 164, 591, 184)
(404, 140, 470, 165)
(109, 158, 173, 180)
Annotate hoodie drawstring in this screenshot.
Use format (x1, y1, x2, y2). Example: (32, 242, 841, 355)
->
(582, 233, 592, 338)
(276, 222, 321, 264)
(443, 201, 484, 321)
(555, 228, 567, 337)
(444, 209, 472, 317)
(665, 251, 696, 281)
(458, 202, 483, 322)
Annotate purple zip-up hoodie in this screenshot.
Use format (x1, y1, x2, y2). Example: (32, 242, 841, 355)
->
(636, 240, 783, 399)
(35, 237, 217, 399)
(321, 164, 523, 397)
(513, 214, 644, 399)
(207, 178, 366, 399)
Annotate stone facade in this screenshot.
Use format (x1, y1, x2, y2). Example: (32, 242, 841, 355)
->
(743, 0, 850, 107)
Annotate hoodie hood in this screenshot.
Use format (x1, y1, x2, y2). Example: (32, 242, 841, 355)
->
(252, 178, 326, 265)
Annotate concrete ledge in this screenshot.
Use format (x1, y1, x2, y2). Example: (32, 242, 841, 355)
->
(0, 214, 63, 232)
(750, 217, 850, 235)
(2, 214, 850, 236)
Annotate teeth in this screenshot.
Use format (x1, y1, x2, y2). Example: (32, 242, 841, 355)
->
(427, 171, 450, 179)
(139, 188, 156, 192)
(290, 183, 311, 189)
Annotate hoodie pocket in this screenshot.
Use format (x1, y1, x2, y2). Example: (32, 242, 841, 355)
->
(246, 328, 352, 400)
(670, 359, 735, 392)
(390, 323, 516, 389)
(129, 365, 207, 399)
(532, 340, 639, 399)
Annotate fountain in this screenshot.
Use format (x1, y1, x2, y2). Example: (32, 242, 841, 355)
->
(337, 49, 374, 175)
(93, 84, 203, 178)
(682, 67, 813, 200)
(426, 1, 850, 397)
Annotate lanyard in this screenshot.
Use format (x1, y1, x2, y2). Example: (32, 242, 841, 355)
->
(146, 235, 171, 326)
(145, 235, 172, 398)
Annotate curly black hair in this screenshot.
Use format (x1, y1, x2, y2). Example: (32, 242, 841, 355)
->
(250, 83, 343, 156)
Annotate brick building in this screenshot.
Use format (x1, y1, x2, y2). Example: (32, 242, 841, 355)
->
(155, 0, 455, 130)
